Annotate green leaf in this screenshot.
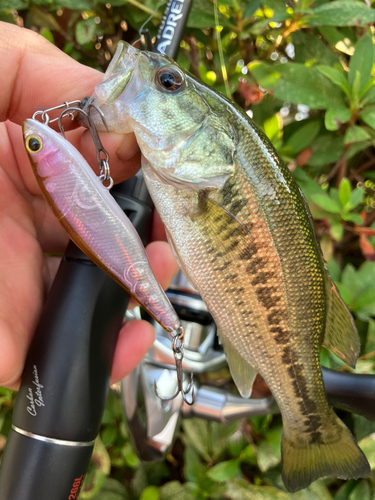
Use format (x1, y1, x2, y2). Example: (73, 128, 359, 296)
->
(184, 446, 207, 484)
(140, 486, 160, 500)
(122, 442, 140, 468)
(39, 27, 54, 44)
(257, 442, 281, 472)
(226, 479, 289, 500)
(263, 114, 281, 145)
(360, 108, 375, 130)
(330, 223, 344, 242)
(318, 26, 354, 56)
(87, 478, 129, 500)
(340, 263, 359, 299)
(282, 120, 320, 155)
(348, 187, 364, 209)
(260, 0, 286, 10)
(187, 0, 231, 28)
(302, 0, 375, 27)
(101, 426, 117, 447)
(206, 460, 240, 481)
(292, 480, 334, 500)
(342, 213, 363, 225)
(349, 35, 374, 94)
(348, 480, 371, 500)
(182, 419, 211, 462)
(75, 18, 97, 45)
(353, 413, 375, 442)
(159, 481, 194, 500)
(57, 0, 93, 8)
(325, 107, 351, 131)
(316, 66, 350, 96)
(310, 193, 342, 213)
(0, 0, 28, 9)
(249, 62, 344, 109)
(292, 31, 339, 67)
(352, 288, 375, 311)
(360, 79, 375, 101)
(308, 134, 344, 168)
(344, 125, 371, 144)
(339, 178, 351, 207)
(244, 0, 260, 18)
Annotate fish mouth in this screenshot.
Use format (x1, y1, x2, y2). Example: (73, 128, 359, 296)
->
(95, 42, 138, 104)
(81, 42, 139, 132)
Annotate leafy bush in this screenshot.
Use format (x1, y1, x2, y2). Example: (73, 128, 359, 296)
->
(1, 0, 375, 498)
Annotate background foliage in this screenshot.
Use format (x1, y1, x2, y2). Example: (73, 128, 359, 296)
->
(1, 0, 375, 498)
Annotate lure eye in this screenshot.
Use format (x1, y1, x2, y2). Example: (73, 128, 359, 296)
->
(26, 136, 42, 153)
(155, 67, 184, 93)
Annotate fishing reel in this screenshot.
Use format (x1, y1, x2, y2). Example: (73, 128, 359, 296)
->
(121, 271, 375, 461)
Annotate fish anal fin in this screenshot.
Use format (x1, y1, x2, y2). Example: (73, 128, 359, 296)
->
(282, 411, 370, 492)
(323, 277, 360, 368)
(220, 333, 257, 398)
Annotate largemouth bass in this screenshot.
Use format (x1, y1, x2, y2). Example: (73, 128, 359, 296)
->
(86, 42, 370, 491)
(23, 118, 180, 333)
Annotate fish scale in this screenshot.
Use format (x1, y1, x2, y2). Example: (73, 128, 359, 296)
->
(89, 41, 370, 492)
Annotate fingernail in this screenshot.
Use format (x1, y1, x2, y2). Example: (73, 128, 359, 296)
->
(116, 133, 139, 161)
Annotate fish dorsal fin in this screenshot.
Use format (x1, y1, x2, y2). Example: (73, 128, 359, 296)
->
(220, 332, 257, 398)
(323, 275, 360, 368)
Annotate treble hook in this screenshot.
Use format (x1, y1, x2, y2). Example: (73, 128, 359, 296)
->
(58, 105, 114, 189)
(154, 327, 195, 406)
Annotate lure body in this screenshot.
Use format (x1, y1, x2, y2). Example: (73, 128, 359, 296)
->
(85, 42, 370, 491)
(23, 119, 180, 333)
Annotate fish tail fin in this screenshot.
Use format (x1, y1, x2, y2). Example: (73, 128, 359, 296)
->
(281, 412, 370, 492)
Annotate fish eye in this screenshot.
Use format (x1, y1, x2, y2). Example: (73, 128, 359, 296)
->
(26, 136, 42, 153)
(155, 67, 184, 93)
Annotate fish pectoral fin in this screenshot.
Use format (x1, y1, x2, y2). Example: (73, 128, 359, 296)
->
(162, 115, 236, 190)
(323, 276, 360, 368)
(220, 333, 257, 398)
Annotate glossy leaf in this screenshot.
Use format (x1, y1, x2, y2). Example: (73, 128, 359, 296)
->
(187, 0, 231, 28)
(316, 66, 350, 96)
(57, 0, 92, 7)
(302, 1, 375, 27)
(249, 62, 344, 109)
(310, 193, 342, 213)
(339, 178, 351, 207)
(181, 419, 211, 462)
(140, 486, 160, 500)
(244, 0, 260, 18)
(344, 125, 371, 144)
(325, 107, 351, 131)
(307, 134, 344, 167)
(348, 480, 371, 500)
(282, 120, 320, 155)
(343, 213, 363, 225)
(263, 114, 282, 145)
(292, 31, 339, 67)
(226, 479, 289, 499)
(0, 0, 29, 9)
(159, 481, 195, 500)
(360, 109, 375, 130)
(75, 18, 97, 45)
(347, 188, 364, 210)
(257, 442, 280, 472)
(349, 35, 374, 93)
(206, 460, 240, 481)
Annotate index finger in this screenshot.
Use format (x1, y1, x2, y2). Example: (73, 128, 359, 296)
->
(0, 22, 102, 125)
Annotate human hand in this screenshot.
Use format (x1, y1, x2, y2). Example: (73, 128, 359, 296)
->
(0, 22, 178, 389)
